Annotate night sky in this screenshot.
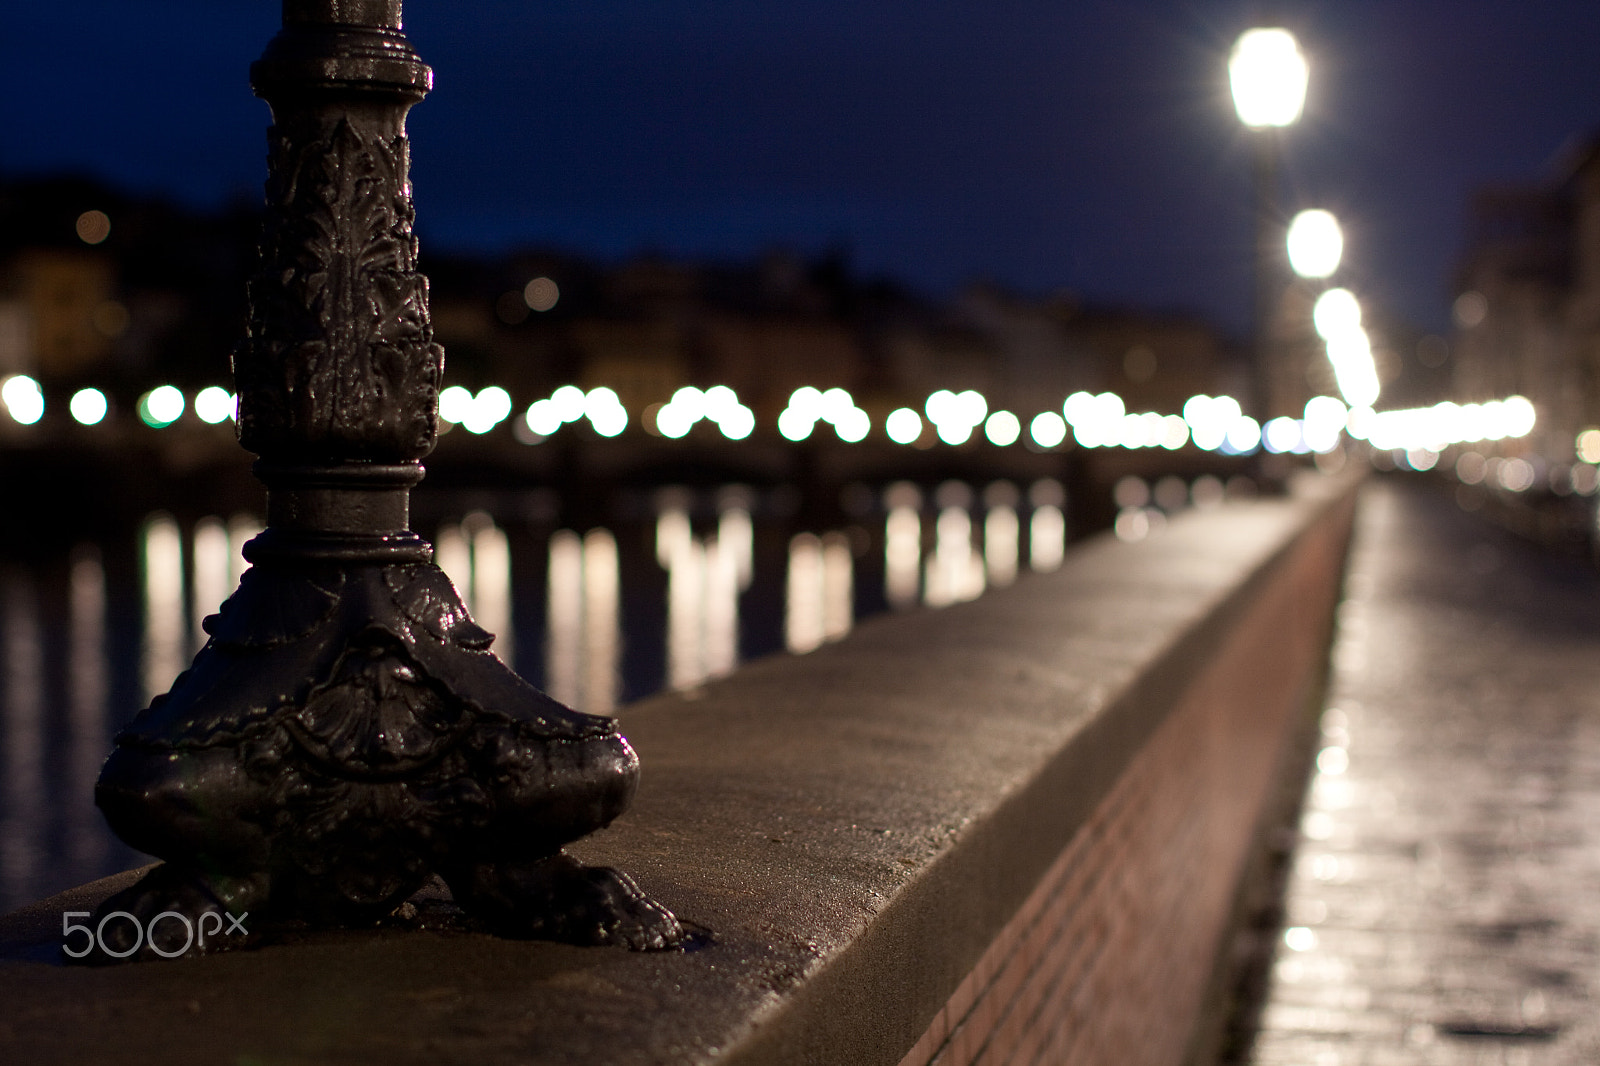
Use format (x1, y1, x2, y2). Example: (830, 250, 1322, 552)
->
(6, 1, 1600, 337)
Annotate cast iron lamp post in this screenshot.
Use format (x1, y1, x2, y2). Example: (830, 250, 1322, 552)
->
(1229, 26, 1309, 420)
(83, 0, 682, 961)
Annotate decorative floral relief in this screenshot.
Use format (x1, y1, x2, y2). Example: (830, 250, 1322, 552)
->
(237, 117, 443, 461)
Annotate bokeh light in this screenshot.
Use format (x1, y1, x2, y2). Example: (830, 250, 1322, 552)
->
(69, 387, 108, 426)
(193, 386, 236, 425)
(1, 375, 44, 425)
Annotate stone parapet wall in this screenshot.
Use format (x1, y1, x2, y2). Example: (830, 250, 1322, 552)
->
(898, 478, 1353, 1066)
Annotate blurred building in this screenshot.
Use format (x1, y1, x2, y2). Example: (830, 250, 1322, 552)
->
(0, 175, 1246, 437)
(1451, 137, 1600, 462)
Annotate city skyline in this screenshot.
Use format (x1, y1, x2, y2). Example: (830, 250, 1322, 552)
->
(6, 1, 1600, 339)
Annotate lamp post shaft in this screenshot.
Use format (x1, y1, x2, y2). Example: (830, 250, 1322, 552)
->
(1252, 132, 1282, 420)
(84, 0, 683, 962)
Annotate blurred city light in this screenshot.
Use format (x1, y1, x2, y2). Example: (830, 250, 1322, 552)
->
(1229, 28, 1309, 129)
(461, 386, 513, 434)
(885, 407, 923, 445)
(69, 387, 108, 426)
(75, 209, 111, 245)
(1577, 428, 1600, 464)
(523, 276, 559, 312)
(1363, 396, 1536, 452)
(551, 384, 587, 423)
(1, 375, 44, 425)
(138, 385, 184, 428)
(1263, 415, 1304, 454)
(1183, 394, 1243, 452)
(925, 389, 987, 445)
(984, 410, 1021, 446)
(1303, 396, 1347, 452)
(777, 388, 819, 442)
(439, 385, 474, 424)
(1063, 391, 1125, 448)
(1286, 209, 1343, 279)
(193, 386, 236, 425)
(1223, 415, 1263, 454)
(1313, 288, 1362, 340)
(1029, 411, 1067, 448)
(660, 384, 753, 440)
(525, 398, 560, 437)
(1314, 290, 1381, 409)
(1160, 414, 1190, 450)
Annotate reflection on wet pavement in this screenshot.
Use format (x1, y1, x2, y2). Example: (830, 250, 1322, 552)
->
(1251, 480, 1600, 1064)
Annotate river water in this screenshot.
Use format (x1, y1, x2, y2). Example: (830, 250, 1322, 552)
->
(0, 473, 1120, 912)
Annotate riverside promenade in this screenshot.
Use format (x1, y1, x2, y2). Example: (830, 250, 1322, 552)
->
(1248, 478, 1600, 1064)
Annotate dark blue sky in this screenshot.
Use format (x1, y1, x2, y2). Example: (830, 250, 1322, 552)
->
(6, 1, 1600, 335)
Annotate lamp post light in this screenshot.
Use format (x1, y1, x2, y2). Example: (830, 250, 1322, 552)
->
(1282, 208, 1344, 414)
(84, 0, 682, 961)
(1286, 209, 1343, 281)
(1230, 26, 1309, 420)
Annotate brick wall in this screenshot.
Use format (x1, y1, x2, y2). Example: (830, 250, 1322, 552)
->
(899, 495, 1354, 1066)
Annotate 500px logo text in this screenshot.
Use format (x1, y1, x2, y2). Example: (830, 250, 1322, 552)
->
(62, 909, 249, 959)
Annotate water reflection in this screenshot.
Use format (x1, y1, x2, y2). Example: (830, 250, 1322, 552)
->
(884, 481, 922, 610)
(983, 481, 1020, 588)
(67, 548, 108, 871)
(786, 530, 855, 653)
(659, 495, 748, 689)
(5, 475, 1121, 910)
(141, 513, 185, 704)
(468, 513, 514, 666)
(1, 572, 44, 906)
(435, 521, 473, 607)
(434, 513, 517, 666)
(821, 532, 853, 642)
(546, 529, 583, 708)
(546, 527, 622, 713)
(581, 529, 620, 713)
(1029, 479, 1067, 572)
(191, 516, 231, 653)
(926, 483, 985, 607)
(786, 533, 825, 653)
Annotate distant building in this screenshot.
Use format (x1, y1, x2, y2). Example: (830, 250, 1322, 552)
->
(1451, 138, 1600, 463)
(0, 175, 1246, 436)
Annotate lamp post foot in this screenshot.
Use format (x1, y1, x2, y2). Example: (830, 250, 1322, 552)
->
(77, 560, 682, 963)
(446, 854, 685, 951)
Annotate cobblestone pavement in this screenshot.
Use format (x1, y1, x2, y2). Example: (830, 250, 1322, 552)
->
(1248, 478, 1600, 1066)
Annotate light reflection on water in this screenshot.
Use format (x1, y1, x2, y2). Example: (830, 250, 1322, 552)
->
(661, 498, 749, 690)
(67, 549, 108, 872)
(0, 474, 1110, 910)
(1, 572, 44, 907)
(884, 483, 922, 611)
(140, 514, 185, 704)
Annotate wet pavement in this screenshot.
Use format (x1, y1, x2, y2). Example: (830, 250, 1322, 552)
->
(1248, 477, 1600, 1065)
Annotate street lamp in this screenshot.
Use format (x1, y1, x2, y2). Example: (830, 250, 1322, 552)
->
(83, 0, 682, 962)
(1229, 29, 1308, 130)
(1286, 209, 1342, 280)
(1230, 26, 1309, 419)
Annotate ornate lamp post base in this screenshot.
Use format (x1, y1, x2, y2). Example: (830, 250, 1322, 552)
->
(93, 532, 681, 958)
(79, 2, 683, 961)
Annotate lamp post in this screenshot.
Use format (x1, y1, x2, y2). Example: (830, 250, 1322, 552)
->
(1230, 26, 1309, 420)
(1283, 207, 1343, 413)
(83, 0, 682, 961)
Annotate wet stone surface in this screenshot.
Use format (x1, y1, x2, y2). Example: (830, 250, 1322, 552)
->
(1249, 479, 1600, 1065)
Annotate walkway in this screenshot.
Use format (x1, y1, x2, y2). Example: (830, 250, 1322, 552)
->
(1249, 479, 1600, 1064)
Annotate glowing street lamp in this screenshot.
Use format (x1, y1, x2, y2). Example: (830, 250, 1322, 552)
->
(1229, 29, 1308, 129)
(1230, 26, 1309, 420)
(1286, 209, 1342, 279)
